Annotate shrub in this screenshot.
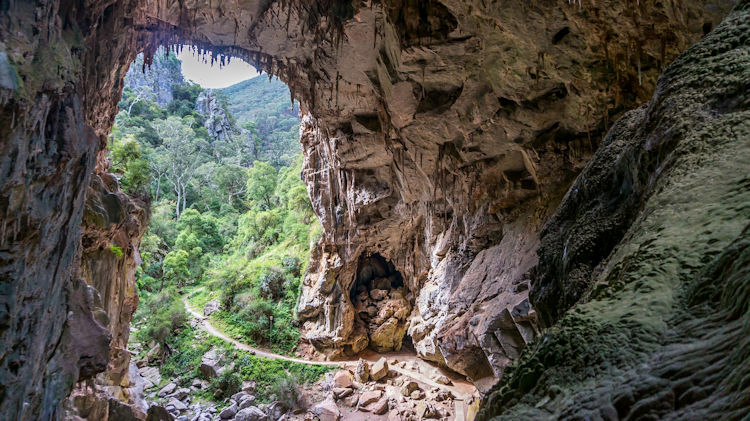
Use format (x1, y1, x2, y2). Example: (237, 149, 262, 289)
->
(209, 369, 242, 400)
(281, 255, 301, 277)
(259, 267, 286, 300)
(162, 249, 191, 287)
(135, 288, 187, 346)
(109, 245, 124, 258)
(269, 374, 300, 410)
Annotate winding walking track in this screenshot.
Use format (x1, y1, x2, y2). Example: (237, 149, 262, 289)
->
(183, 291, 477, 420)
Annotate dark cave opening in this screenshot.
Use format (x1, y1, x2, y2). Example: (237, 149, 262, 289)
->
(351, 253, 414, 353)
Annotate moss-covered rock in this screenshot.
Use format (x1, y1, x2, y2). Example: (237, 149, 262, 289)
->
(480, 2, 750, 419)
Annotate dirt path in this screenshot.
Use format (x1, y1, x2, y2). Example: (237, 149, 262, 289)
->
(184, 295, 346, 366)
(183, 291, 477, 420)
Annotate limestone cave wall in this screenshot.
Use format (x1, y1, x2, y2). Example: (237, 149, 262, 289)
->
(0, 0, 745, 420)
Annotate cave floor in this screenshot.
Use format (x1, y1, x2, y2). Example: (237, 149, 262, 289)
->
(183, 289, 479, 419)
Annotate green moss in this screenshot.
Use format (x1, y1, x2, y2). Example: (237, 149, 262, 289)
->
(109, 245, 124, 258)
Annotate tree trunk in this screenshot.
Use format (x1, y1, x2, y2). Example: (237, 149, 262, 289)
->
(176, 187, 181, 217)
(155, 175, 161, 202)
(181, 184, 187, 215)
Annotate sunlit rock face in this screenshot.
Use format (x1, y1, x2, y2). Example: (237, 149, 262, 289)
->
(0, 0, 744, 420)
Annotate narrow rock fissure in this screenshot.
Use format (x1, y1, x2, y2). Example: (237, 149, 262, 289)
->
(351, 253, 414, 353)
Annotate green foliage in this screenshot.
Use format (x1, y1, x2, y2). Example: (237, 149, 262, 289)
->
(120, 53, 323, 371)
(232, 351, 332, 403)
(163, 249, 191, 287)
(109, 134, 150, 195)
(169, 82, 204, 118)
(219, 78, 301, 168)
(246, 161, 277, 209)
(134, 288, 187, 347)
(177, 209, 224, 253)
(269, 374, 300, 409)
(209, 369, 242, 400)
(109, 245, 124, 258)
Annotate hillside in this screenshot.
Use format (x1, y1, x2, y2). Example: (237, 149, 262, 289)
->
(220, 77, 301, 168)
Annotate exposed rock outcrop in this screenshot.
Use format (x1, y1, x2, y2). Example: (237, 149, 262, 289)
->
(291, 0, 731, 386)
(196, 90, 239, 142)
(480, 3, 750, 419)
(124, 49, 184, 108)
(74, 169, 148, 405)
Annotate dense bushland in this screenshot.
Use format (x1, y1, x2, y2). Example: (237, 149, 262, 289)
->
(118, 51, 320, 386)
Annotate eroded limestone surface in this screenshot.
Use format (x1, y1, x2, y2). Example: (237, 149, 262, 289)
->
(0, 1, 743, 420)
(480, 3, 750, 419)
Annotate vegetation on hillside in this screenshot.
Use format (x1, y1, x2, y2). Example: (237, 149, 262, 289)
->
(219, 77, 301, 168)
(118, 51, 322, 398)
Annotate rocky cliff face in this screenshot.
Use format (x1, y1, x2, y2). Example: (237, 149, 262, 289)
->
(0, 0, 745, 420)
(290, 0, 732, 387)
(480, 5, 750, 418)
(65, 168, 149, 420)
(0, 2, 150, 419)
(196, 89, 240, 142)
(124, 49, 184, 108)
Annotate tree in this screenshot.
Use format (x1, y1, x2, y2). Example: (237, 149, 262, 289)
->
(215, 164, 248, 207)
(122, 85, 155, 116)
(153, 116, 207, 216)
(148, 152, 170, 202)
(246, 161, 277, 209)
(109, 134, 150, 195)
(212, 130, 257, 167)
(162, 249, 190, 288)
(176, 209, 223, 254)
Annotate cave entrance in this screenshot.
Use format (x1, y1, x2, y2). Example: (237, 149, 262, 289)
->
(351, 253, 414, 353)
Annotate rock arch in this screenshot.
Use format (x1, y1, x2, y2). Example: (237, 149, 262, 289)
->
(0, 0, 738, 419)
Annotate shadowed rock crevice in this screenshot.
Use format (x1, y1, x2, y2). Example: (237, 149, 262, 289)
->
(350, 253, 412, 353)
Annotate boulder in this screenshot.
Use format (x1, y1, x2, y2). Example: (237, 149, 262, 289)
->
(242, 381, 257, 394)
(354, 359, 370, 383)
(147, 344, 162, 363)
(200, 349, 221, 379)
(219, 403, 238, 419)
(370, 358, 389, 381)
(172, 388, 190, 400)
(238, 395, 257, 410)
(369, 318, 408, 352)
(400, 381, 419, 397)
(369, 398, 389, 415)
(146, 405, 175, 421)
(342, 393, 359, 407)
(235, 406, 268, 421)
(203, 300, 220, 316)
(140, 366, 162, 388)
(358, 390, 382, 407)
(410, 390, 424, 400)
(435, 390, 454, 401)
(311, 398, 340, 421)
(158, 382, 177, 398)
(231, 391, 249, 402)
(369, 289, 389, 301)
(333, 387, 352, 399)
(332, 371, 353, 388)
(265, 402, 285, 419)
(434, 375, 452, 385)
(168, 398, 187, 411)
